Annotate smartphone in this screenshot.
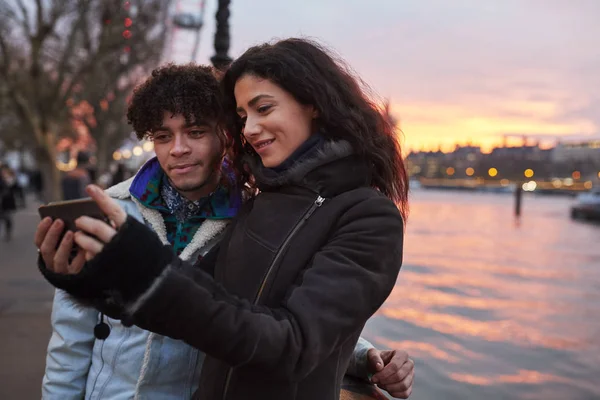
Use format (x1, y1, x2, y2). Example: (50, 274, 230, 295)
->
(38, 198, 108, 233)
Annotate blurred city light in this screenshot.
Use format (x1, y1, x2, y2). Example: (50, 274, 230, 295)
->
(446, 167, 455, 176)
(572, 171, 581, 180)
(56, 158, 77, 172)
(524, 169, 534, 178)
(142, 141, 154, 152)
(133, 146, 143, 156)
(122, 149, 132, 159)
(466, 167, 475, 176)
(522, 181, 537, 192)
(488, 167, 498, 177)
(113, 151, 122, 161)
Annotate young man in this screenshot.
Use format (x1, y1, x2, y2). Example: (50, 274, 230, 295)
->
(38, 64, 414, 399)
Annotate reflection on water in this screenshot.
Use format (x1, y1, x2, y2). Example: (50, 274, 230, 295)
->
(364, 190, 600, 400)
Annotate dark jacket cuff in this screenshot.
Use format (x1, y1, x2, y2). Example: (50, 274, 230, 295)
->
(38, 216, 174, 309)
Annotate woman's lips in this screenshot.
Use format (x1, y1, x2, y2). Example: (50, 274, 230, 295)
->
(253, 139, 275, 153)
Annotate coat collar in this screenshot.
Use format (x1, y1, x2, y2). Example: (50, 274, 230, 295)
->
(248, 140, 371, 196)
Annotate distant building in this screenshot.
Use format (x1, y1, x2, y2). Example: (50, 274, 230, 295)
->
(489, 145, 550, 161)
(552, 140, 600, 163)
(406, 150, 448, 178)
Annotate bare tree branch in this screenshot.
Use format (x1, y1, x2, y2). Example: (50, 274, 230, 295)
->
(59, 33, 124, 104)
(35, 0, 44, 31)
(14, 0, 32, 35)
(48, 0, 67, 27)
(50, 4, 90, 109)
(0, 30, 11, 74)
(0, 3, 19, 26)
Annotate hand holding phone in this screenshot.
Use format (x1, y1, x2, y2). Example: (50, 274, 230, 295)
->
(36, 198, 109, 274)
(36, 185, 128, 274)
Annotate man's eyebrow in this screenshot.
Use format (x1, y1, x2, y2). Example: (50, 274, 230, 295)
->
(152, 120, 212, 131)
(184, 119, 212, 128)
(236, 94, 274, 113)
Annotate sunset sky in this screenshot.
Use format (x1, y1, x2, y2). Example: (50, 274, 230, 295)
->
(179, 0, 600, 153)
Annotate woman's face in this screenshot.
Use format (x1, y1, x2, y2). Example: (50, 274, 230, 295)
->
(234, 74, 316, 168)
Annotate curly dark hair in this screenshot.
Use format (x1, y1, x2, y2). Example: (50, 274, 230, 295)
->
(127, 63, 224, 141)
(221, 38, 409, 220)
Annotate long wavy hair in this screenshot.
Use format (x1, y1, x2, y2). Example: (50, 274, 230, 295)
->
(221, 38, 409, 220)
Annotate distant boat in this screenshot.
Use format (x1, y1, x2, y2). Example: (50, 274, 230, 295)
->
(571, 188, 600, 221)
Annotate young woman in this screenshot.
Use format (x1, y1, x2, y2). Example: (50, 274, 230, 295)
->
(38, 38, 409, 400)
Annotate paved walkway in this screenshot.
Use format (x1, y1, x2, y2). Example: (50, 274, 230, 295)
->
(0, 198, 54, 399)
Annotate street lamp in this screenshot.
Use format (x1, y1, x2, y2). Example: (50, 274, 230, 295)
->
(211, 0, 233, 69)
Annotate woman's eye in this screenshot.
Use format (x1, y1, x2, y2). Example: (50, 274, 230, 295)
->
(257, 104, 272, 113)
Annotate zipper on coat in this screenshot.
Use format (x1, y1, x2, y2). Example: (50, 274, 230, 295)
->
(221, 195, 326, 400)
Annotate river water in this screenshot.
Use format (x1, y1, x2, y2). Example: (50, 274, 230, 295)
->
(364, 189, 600, 400)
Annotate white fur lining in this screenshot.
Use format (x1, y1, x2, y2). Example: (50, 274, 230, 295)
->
(105, 177, 135, 199)
(132, 197, 170, 245)
(179, 219, 228, 260)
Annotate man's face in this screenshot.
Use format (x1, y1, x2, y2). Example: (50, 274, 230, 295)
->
(151, 112, 222, 201)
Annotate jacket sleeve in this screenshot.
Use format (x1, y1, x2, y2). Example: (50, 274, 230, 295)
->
(39, 195, 403, 381)
(345, 336, 375, 380)
(42, 289, 98, 399)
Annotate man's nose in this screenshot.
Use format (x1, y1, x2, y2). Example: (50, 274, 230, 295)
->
(170, 133, 191, 156)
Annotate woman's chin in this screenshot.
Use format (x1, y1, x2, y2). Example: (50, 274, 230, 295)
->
(260, 156, 282, 169)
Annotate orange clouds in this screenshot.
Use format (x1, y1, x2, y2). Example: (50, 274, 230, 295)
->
(391, 98, 597, 153)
